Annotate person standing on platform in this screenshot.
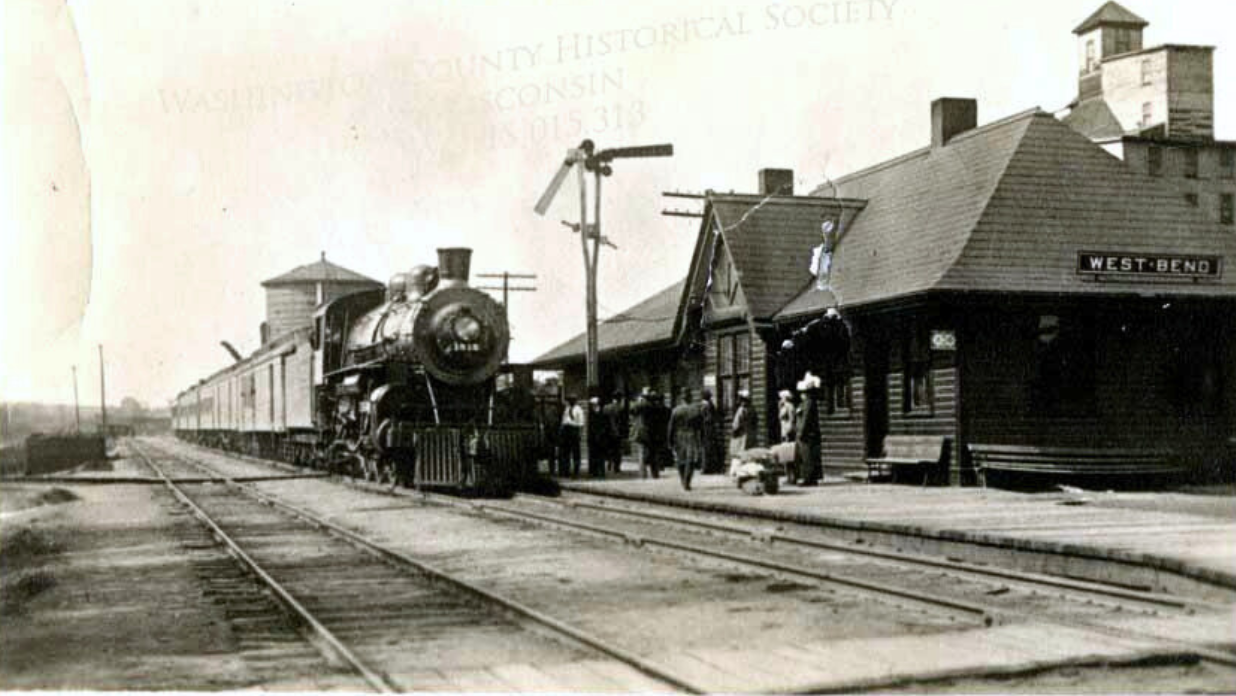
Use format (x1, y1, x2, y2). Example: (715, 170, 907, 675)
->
(559, 394, 584, 477)
(586, 396, 610, 478)
(668, 389, 702, 491)
(729, 390, 755, 461)
(795, 373, 822, 486)
(602, 392, 626, 475)
(778, 390, 796, 443)
(699, 388, 719, 473)
(636, 390, 670, 479)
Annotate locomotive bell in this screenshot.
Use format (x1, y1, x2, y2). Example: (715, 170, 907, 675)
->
(436, 247, 472, 287)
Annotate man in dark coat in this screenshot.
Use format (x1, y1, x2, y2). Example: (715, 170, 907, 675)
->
(602, 391, 627, 474)
(699, 388, 720, 473)
(794, 373, 822, 486)
(668, 389, 702, 491)
(586, 397, 612, 478)
(634, 390, 670, 478)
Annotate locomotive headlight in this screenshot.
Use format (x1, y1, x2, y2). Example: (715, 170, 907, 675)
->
(451, 314, 482, 342)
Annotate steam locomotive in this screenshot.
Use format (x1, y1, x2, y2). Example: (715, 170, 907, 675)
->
(173, 248, 541, 494)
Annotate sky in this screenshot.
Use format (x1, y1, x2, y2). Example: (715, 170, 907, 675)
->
(2, 0, 1234, 409)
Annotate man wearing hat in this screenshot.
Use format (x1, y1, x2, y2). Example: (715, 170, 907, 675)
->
(602, 390, 628, 475)
(668, 388, 702, 491)
(729, 390, 755, 461)
(794, 372, 822, 486)
(586, 396, 612, 478)
(634, 388, 670, 478)
(698, 388, 719, 473)
(559, 394, 585, 477)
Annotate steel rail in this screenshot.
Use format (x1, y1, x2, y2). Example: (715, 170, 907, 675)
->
(463, 500, 993, 622)
(491, 495, 1236, 669)
(139, 440, 705, 694)
(538, 493, 1218, 612)
(131, 445, 400, 693)
(155, 440, 1236, 671)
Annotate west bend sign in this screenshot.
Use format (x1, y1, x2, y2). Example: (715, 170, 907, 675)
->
(1077, 251, 1223, 280)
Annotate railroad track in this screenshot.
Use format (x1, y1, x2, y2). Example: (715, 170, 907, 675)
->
(467, 491, 1236, 667)
(146, 438, 1236, 692)
(129, 440, 700, 692)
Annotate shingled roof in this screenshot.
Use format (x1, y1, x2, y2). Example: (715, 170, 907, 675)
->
(261, 253, 379, 287)
(781, 107, 1236, 317)
(1073, 2, 1148, 34)
(1062, 98, 1126, 141)
(708, 195, 868, 318)
(530, 280, 686, 367)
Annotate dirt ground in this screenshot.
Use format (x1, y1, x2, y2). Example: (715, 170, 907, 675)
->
(0, 481, 261, 690)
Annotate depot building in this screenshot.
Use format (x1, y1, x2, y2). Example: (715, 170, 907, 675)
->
(531, 98, 1236, 485)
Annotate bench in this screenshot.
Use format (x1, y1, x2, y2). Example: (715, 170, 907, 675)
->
(866, 435, 951, 486)
(967, 444, 1181, 488)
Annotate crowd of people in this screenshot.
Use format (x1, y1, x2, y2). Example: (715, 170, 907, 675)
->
(548, 371, 825, 491)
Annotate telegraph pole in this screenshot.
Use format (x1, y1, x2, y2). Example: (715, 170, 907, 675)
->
(476, 271, 538, 364)
(98, 345, 108, 438)
(72, 365, 81, 434)
(475, 271, 538, 310)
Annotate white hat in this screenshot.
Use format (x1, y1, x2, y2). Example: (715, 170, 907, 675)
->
(778, 390, 792, 399)
(737, 389, 750, 400)
(797, 372, 822, 391)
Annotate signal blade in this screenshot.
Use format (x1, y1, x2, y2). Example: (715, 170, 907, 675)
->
(534, 160, 574, 215)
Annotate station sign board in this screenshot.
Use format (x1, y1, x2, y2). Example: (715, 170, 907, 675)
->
(1077, 251, 1222, 279)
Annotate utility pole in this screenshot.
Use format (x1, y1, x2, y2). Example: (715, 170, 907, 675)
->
(72, 365, 81, 434)
(98, 345, 108, 439)
(475, 271, 538, 310)
(533, 140, 673, 396)
(476, 271, 538, 364)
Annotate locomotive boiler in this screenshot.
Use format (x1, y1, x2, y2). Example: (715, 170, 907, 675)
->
(311, 247, 535, 492)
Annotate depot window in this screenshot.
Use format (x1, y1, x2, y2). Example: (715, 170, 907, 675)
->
(1141, 59, 1152, 86)
(715, 332, 751, 416)
(1142, 102, 1153, 128)
(1222, 193, 1234, 225)
(826, 378, 852, 416)
(1031, 315, 1096, 416)
(1221, 149, 1235, 179)
(902, 327, 932, 416)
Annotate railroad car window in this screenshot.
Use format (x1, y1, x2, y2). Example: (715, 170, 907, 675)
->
(1148, 146, 1163, 176)
(1221, 149, 1235, 179)
(1221, 193, 1234, 225)
(1030, 314, 1096, 416)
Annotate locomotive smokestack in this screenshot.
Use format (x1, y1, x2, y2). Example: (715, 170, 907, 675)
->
(437, 247, 472, 287)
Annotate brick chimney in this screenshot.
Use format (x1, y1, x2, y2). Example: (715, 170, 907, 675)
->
(931, 98, 978, 148)
(758, 168, 794, 196)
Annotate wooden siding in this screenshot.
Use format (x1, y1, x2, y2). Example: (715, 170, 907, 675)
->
(960, 303, 1235, 477)
(822, 369, 868, 474)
